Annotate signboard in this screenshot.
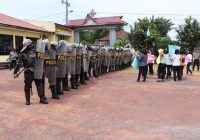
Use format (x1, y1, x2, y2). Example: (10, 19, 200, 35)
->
(168, 45, 181, 56)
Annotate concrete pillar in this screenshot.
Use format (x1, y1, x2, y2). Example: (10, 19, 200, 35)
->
(74, 30, 80, 43)
(13, 34, 16, 49)
(109, 28, 117, 47)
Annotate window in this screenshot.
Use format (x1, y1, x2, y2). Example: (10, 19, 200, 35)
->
(58, 35, 65, 41)
(0, 34, 13, 55)
(15, 36, 23, 52)
(26, 37, 39, 49)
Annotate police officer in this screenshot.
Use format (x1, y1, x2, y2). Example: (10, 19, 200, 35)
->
(43, 39, 60, 99)
(70, 43, 78, 89)
(80, 45, 88, 85)
(62, 42, 72, 91)
(56, 40, 67, 95)
(14, 39, 48, 105)
(75, 44, 82, 86)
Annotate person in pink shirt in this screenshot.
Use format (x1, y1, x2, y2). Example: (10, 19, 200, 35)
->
(147, 50, 156, 75)
(185, 50, 193, 75)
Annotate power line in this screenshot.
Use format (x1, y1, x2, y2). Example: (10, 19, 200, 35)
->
(73, 11, 200, 17)
(33, 11, 65, 20)
(32, 10, 200, 21)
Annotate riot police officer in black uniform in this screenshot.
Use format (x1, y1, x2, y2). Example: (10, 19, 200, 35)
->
(14, 39, 48, 105)
(43, 39, 60, 99)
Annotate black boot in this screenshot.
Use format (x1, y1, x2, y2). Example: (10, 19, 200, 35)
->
(71, 75, 78, 89)
(80, 73, 87, 85)
(93, 69, 98, 77)
(75, 74, 80, 86)
(98, 68, 101, 76)
(24, 86, 30, 105)
(50, 85, 60, 99)
(56, 78, 64, 95)
(36, 84, 48, 104)
(105, 66, 108, 73)
(84, 72, 89, 81)
(62, 76, 70, 91)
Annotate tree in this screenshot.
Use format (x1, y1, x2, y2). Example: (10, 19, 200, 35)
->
(113, 39, 130, 48)
(128, 17, 174, 50)
(176, 16, 200, 50)
(80, 29, 109, 44)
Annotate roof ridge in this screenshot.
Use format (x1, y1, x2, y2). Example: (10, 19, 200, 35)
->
(0, 12, 49, 32)
(69, 16, 123, 22)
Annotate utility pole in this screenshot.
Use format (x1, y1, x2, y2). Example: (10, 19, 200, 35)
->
(61, 0, 70, 23)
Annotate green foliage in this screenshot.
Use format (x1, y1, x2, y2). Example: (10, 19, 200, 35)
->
(176, 16, 200, 50)
(113, 39, 130, 48)
(80, 29, 109, 44)
(128, 17, 174, 50)
(155, 37, 172, 49)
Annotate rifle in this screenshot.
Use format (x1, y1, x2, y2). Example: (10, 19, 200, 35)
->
(14, 60, 34, 79)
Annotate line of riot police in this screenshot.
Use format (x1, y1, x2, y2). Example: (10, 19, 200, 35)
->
(13, 39, 133, 105)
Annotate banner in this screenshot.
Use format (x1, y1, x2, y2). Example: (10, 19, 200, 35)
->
(168, 45, 181, 56)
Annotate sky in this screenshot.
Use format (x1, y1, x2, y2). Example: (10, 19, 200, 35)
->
(1, 0, 200, 40)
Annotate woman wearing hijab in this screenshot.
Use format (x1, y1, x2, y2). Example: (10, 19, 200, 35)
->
(136, 48, 148, 82)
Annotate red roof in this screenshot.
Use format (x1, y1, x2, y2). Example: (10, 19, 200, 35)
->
(99, 30, 128, 41)
(66, 15, 127, 27)
(0, 13, 49, 33)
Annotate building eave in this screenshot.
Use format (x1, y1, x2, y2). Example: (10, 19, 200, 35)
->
(55, 23, 73, 31)
(0, 23, 52, 34)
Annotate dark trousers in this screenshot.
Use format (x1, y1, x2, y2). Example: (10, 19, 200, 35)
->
(148, 63, 154, 75)
(24, 69, 45, 99)
(193, 59, 199, 71)
(157, 63, 166, 80)
(173, 66, 181, 81)
(137, 66, 147, 81)
(166, 65, 172, 78)
(187, 62, 192, 74)
(10, 60, 16, 70)
(180, 66, 184, 78)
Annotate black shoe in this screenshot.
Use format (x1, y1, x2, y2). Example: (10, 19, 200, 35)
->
(40, 99, 48, 104)
(81, 82, 87, 85)
(25, 101, 30, 105)
(71, 75, 78, 89)
(71, 86, 78, 89)
(52, 96, 60, 100)
(62, 76, 70, 91)
(63, 87, 70, 91)
(57, 78, 64, 95)
(49, 85, 60, 100)
(58, 91, 64, 95)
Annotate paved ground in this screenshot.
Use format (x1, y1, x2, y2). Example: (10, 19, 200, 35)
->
(0, 68, 200, 140)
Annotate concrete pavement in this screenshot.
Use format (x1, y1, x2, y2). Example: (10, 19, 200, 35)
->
(0, 68, 200, 140)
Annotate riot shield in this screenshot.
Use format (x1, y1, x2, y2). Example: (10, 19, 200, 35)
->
(70, 44, 77, 75)
(44, 44, 57, 85)
(34, 40, 45, 79)
(82, 46, 89, 72)
(65, 43, 73, 75)
(56, 40, 67, 79)
(76, 45, 82, 75)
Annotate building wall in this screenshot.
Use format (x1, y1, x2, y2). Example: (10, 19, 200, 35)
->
(0, 21, 75, 63)
(55, 26, 74, 43)
(25, 20, 74, 43)
(24, 20, 56, 32)
(0, 27, 43, 62)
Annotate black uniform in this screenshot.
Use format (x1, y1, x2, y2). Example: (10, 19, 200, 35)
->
(14, 47, 48, 105)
